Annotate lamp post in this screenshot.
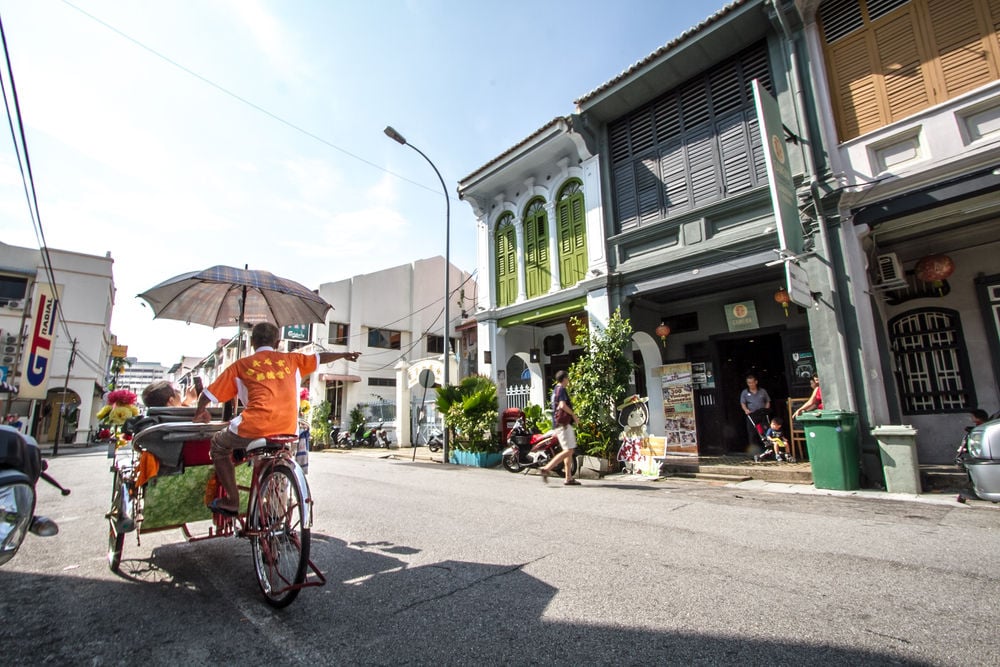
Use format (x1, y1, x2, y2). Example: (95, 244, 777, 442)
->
(384, 126, 451, 463)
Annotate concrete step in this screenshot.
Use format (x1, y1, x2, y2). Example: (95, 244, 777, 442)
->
(670, 471, 752, 483)
(920, 465, 971, 492)
(662, 459, 814, 485)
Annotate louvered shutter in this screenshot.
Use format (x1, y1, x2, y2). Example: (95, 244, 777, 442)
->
(924, 0, 998, 97)
(874, 8, 933, 122)
(636, 154, 663, 224)
(523, 200, 549, 299)
(495, 221, 517, 307)
(687, 126, 721, 206)
(557, 186, 588, 288)
(717, 112, 752, 195)
(827, 30, 883, 139)
(660, 140, 690, 214)
(613, 162, 639, 232)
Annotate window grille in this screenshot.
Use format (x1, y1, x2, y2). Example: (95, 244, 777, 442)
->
(889, 308, 975, 413)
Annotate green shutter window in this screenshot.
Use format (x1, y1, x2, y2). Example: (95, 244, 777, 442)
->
(523, 198, 550, 299)
(556, 181, 587, 288)
(495, 213, 518, 307)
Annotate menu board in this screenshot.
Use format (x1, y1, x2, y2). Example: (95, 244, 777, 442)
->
(654, 362, 698, 456)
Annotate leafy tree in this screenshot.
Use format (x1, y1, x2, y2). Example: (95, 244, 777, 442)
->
(310, 400, 331, 448)
(435, 375, 499, 452)
(568, 308, 636, 459)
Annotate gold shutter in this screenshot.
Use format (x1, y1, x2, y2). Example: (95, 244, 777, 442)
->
(828, 30, 884, 140)
(872, 7, 933, 123)
(921, 0, 999, 98)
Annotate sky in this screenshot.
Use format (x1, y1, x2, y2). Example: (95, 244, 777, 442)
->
(0, 0, 727, 366)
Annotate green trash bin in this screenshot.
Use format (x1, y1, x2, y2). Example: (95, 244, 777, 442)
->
(797, 411, 860, 490)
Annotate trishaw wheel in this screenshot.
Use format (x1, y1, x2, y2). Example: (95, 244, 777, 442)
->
(107, 473, 125, 572)
(249, 465, 309, 608)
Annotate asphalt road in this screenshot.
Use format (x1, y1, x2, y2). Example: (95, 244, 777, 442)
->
(2, 446, 998, 666)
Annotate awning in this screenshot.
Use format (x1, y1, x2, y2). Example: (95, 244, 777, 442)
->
(319, 374, 361, 383)
(0, 380, 17, 393)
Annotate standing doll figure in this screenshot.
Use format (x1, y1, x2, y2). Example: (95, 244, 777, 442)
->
(617, 395, 651, 475)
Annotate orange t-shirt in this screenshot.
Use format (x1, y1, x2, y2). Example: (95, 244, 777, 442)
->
(204, 348, 317, 439)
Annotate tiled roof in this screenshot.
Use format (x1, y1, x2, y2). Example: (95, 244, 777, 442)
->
(574, 0, 750, 106)
(458, 116, 567, 187)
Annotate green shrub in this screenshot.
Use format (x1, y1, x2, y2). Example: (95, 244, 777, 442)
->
(435, 375, 499, 453)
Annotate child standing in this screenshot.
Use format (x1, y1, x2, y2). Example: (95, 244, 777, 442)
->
(755, 416, 792, 462)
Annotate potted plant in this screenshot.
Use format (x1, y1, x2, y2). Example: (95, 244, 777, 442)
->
(567, 309, 636, 473)
(436, 375, 500, 467)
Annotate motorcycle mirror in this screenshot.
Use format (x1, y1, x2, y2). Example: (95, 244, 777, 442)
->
(29, 516, 58, 537)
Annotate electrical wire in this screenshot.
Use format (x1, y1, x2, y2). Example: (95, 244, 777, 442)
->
(59, 0, 461, 203)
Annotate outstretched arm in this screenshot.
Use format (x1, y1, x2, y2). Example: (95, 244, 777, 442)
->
(319, 351, 361, 364)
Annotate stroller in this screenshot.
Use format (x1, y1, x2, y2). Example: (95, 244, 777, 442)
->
(749, 412, 793, 463)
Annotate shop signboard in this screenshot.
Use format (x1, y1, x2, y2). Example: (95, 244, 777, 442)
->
(19, 282, 61, 400)
(752, 79, 802, 257)
(281, 324, 310, 342)
(654, 362, 698, 456)
(724, 301, 759, 332)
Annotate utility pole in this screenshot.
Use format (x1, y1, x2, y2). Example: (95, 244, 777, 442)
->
(52, 338, 77, 457)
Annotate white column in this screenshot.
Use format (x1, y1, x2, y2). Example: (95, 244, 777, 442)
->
(515, 221, 527, 303)
(545, 200, 561, 292)
(395, 359, 411, 447)
(477, 217, 492, 311)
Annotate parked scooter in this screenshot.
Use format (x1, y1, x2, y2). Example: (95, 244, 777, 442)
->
(501, 416, 576, 476)
(373, 423, 391, 448)
(0, 425, 70, 567)
(426, 426, 444, 453)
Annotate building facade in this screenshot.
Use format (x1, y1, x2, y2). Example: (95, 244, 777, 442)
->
(796, 0, 1000, 462)
(0, 241, 115, 444)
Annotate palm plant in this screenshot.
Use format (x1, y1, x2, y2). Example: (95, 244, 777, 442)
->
(435, 375, 499, 452)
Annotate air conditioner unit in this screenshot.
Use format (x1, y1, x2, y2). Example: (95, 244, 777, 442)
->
(873, 253, 908, 290)
(3, 299, 24, 310)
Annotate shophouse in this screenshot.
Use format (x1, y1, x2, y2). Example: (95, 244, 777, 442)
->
(793, 0, 1000, 463)
(458, 118, 610, 413)
(455, 1, 856, 468)
(0, 241, 115, 444)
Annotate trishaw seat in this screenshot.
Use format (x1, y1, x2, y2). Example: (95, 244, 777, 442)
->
(131, 421, 229, 469)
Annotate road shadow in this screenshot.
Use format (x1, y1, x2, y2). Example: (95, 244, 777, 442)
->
(1, 533, 932, 666)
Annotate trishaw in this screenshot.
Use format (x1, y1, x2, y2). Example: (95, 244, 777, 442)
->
(106, 406, 325, 607)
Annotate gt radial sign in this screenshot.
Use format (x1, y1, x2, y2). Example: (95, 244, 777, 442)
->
(20, 282, 61, 400)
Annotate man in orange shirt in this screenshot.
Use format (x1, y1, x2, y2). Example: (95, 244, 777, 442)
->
(193, 322, 360, 516)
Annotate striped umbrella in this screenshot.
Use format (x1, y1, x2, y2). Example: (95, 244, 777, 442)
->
(137, 265, 332, 331)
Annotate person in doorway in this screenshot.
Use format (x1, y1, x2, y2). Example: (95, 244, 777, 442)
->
(739, 373, 771, 450)
(141, 380, 198, 408)
(192, 322, 361, 516)
(5, 413, 23, 433)
(792, 374, 823, 420)
(540, 370, 580, 486)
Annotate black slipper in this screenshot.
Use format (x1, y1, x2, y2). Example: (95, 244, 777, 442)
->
(208, 498, 238, 517)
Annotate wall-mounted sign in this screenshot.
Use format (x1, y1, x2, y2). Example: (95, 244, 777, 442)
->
(752, 79, 802, 257)
(282, 324, 310, 342)
(20, 282, 61, 400)
(724, 301, 759, 332)
(111, 344, 128, 358)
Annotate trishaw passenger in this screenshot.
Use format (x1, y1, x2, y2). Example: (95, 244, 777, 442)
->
(141, 380, 198, 408)
(192, 322, 361, 517)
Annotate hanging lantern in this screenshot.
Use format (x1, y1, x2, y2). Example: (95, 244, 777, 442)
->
(774, 286, 792, 317)
(655, 321, 671, 347)
(915, 254, 955, 295)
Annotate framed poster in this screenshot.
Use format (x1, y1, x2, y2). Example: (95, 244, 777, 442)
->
(653, 363, 698, 456)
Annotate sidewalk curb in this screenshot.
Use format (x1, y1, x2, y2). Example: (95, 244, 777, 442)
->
(731, 478, 995, 508)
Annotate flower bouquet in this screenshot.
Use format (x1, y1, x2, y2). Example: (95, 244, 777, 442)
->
(97, 389, 141, 450)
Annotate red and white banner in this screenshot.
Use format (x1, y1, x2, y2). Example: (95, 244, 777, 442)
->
(19, 282, 61, 400)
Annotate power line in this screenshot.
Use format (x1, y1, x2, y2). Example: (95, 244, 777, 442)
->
(59, 0, 459, 202)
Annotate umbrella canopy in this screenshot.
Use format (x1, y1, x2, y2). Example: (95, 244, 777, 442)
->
(137, 265, 332, 329)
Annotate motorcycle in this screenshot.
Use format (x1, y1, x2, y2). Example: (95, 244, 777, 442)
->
(352, 422, 385, 448)
(371, 423, 391, 448)
(501, 416, 576, 476)
(426, 426, 443, 453)
(0, 425, 70, 567)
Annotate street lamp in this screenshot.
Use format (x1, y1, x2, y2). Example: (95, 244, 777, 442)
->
(384, 125, 451, 463)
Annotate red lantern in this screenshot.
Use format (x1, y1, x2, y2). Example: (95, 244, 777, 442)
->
(774, 286, 791, 317)
(914, 254, 955, 283)
(655, 321, 671, 348)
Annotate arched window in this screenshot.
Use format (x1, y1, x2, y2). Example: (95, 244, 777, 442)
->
(494, 212, 517, 307)
(889, 308, 975, 414)
(523, 198, 550, 299)
(556, 180, 587, 288)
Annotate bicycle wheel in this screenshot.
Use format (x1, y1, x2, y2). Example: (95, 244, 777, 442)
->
(106, 472, 126, 572)
(248, 465, 309, 608)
